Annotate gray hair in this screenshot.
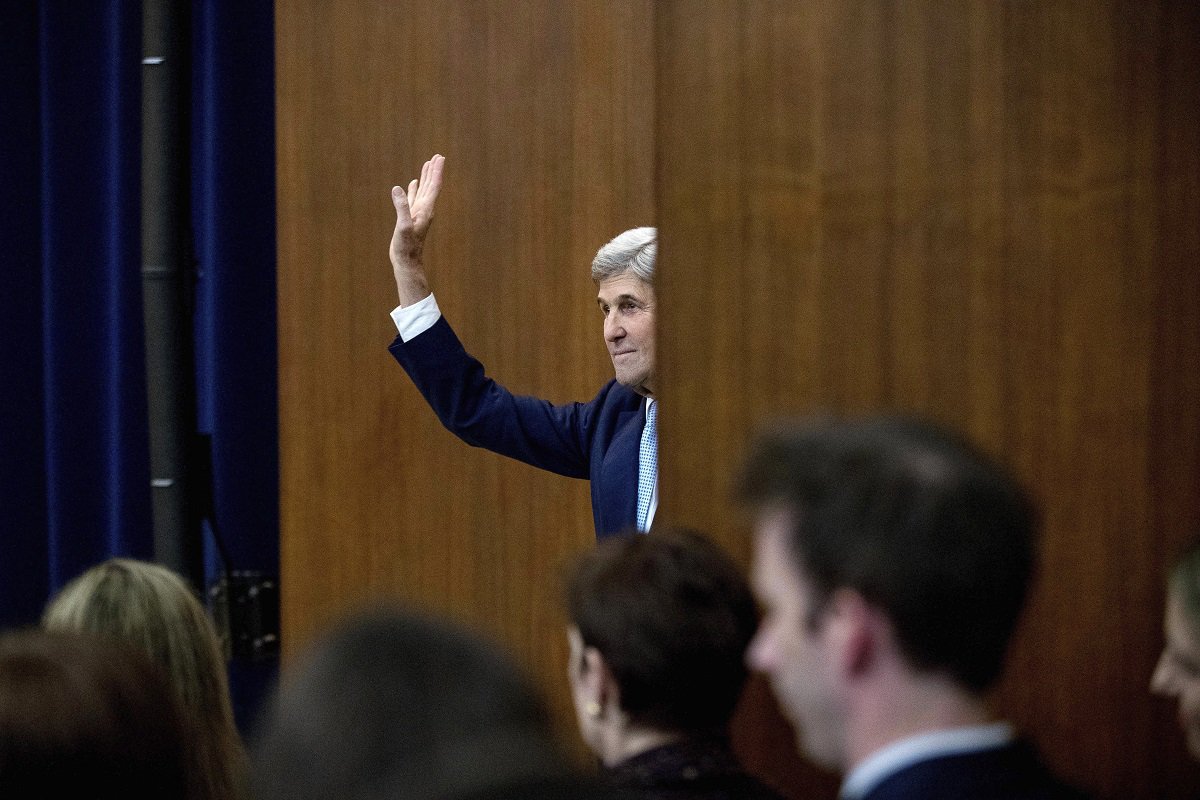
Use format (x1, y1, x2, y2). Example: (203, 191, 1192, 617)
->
(591, 226, 656, 283)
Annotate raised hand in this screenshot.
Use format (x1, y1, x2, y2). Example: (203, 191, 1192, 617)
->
(390, 154, 445, 305)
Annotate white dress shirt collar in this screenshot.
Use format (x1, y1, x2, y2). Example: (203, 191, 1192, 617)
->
(840, 722, 1015, 800)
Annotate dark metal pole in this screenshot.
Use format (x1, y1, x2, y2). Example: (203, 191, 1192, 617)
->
(141, 0, 201, 587)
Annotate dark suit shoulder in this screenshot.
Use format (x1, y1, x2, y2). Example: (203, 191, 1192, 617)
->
(585, 378, 643, 416)
(864, 741, 1090, 800)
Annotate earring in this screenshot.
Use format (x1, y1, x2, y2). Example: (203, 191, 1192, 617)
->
(585, 701, 601, 717)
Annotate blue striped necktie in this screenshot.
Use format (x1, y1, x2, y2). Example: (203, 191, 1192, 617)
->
(637, 400, 657, 532)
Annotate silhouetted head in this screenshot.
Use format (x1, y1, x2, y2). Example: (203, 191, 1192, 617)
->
(0, 629, 190, 799)
(253, 606, 567, 800)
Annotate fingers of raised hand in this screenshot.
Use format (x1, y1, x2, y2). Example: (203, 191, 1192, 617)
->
(393, 155, 444, 236)
(391, 185, 412, 224)
(417, 155, 445, 204)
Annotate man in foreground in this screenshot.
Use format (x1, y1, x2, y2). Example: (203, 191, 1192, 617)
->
(736, 415, 1088, 799)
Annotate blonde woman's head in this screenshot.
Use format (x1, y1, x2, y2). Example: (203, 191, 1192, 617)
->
(44, 558, 246, 800)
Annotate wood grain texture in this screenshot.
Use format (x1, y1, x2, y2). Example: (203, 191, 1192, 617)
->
(655, 2, 1200, 797)
(279, 1, 1199, 796)
(276, 0, 654, 748)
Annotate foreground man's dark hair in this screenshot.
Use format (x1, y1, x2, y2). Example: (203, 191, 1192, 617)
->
(736, 414, 1037, 693)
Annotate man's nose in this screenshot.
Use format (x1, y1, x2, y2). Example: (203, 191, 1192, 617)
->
(605, 316, 624, 341)
(745, 626, 773, 673)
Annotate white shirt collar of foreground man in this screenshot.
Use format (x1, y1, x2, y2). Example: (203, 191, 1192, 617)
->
(840, 721, 1015, 800)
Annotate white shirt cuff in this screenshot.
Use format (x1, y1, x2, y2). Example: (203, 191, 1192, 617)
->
(390, 293, 442, 342)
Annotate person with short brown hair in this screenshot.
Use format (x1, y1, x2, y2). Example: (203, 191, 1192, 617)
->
(564, 528, 784, 800)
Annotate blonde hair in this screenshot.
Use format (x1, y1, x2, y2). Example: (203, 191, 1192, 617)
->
(43, 559, 247, 800)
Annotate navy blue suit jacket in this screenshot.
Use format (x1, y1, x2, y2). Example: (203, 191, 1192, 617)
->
(861, 741, 1088, 800)
(389, 316, 645, 539)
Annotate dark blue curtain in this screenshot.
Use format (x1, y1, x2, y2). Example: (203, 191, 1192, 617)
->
(1, 2, 152, 628)
(0, 0, 277, 726)
(0, 2, 50, 628)
(192, 0, 279, 728)
(193, 1, 278, 578)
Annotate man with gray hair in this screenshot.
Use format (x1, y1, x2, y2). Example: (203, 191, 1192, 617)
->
(386, 154, 658, 538)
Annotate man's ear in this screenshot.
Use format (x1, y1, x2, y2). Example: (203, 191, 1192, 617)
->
(584, 647, 623, 714)
(823, 587, 880, 678)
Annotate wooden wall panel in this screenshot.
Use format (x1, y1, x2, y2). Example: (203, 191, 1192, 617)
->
(276, 0, 654, 742)
(656, 2, 1200, 798)
(280, 1, 1199, 798)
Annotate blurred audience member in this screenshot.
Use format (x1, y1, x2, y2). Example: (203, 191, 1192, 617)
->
(43, 558, 247, 800)
(737, 415, 1088, 800)
(252, 606, 609, 800)
(564, 528, 785, 800)
(0, 629, 190, 798)
(1152, 538, 1200, 759)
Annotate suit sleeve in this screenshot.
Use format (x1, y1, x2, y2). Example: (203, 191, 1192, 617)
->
(388, 316, 597, 479)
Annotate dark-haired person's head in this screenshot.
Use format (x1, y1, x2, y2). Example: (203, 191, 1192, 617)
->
(252, 606, 572, 800)
(1152, 538, 1200, 760)
(0, 629, 190, 799)
(736, 415, 1038, 771)
(564, 528, 759, 765)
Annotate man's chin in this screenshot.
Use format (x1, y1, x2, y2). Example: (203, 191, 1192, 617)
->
(786, 706, 841, 771)
(797, 729, 841, 772)
(614, 370, 646, 391)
